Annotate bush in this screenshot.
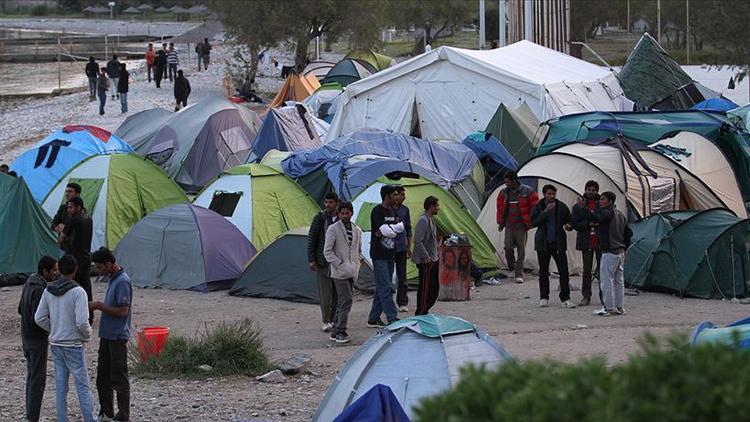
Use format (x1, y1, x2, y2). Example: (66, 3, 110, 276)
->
(415, 333, 750, 421)
(132, 319, 271, 378)
(30, 5, 48, 16)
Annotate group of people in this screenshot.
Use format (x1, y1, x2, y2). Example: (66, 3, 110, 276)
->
(144, 42, 192, 110)
(85, 55, 130, 115)
(497, 173, 633, 316)
(18, 180, 133, 422)
(307, 186, 442, 343)
(0, 163, 18, 177)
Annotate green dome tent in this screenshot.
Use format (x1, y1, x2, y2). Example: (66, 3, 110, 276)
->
(625, 209, 750, 299)
(41, 154, 188, 251)
(0, 174, 59, 274)
(345, 51, 396, 71)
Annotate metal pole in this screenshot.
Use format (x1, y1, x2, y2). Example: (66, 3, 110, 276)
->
(498, 0, 506, 46)
(105, 34, 108, 60)
(524, 0, 532, 41)
(57, 36, 61, 89)
(316, 36, 320, 60)
(686, 0, 690, 64)
(657, 0, 661, 44)
(479, 0, 486, 49)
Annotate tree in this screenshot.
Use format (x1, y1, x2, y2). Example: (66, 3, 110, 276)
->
(692, 0, 750, 85)
(568, 0, 613, 58)
(386, 0, 474, 55)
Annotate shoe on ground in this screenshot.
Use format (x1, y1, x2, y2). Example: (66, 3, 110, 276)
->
(335, 332, 352, 343)
(483, 277, 501, 286)
(399, 306, 409, 313)
(593, 307, 608, 316)
(329, 332, 337, 342)
(616, 307, 626, 315)
(578, 297, 591, 307)
(321, 323, 332, 332)
(100, 415, 113, 422)
(539, 299, 549, 307)
(562, 300, 577, 309)
(367, 319, 386, 328)
(515, 277, 524, 284)
(387, 318, 400, 325)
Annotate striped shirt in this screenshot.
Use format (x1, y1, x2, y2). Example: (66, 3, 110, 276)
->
(167, 50, 179, 65)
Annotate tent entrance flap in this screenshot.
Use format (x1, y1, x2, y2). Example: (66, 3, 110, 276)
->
(66, 178, 104, 216)
(647, 177, 677, 213)
(217, 126, 251, 168)
(209, 191, 243, 217)
(409, 99, 421, 138)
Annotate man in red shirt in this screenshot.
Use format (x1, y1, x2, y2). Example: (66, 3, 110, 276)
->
(567, 180, 602, 306)
(496, 172, 539, 283)
(145, 43, 156, 83)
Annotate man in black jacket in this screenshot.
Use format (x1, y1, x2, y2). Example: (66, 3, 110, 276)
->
(307, 192, 339, 332)
(154, 50, 167, 89)
(85, 56, 99, 101)
(117, 63, 129, 114)
(174, 69, 191, 111)
(106, 55, 120, 100)
(59, 196, 94, 323)
(568, 180, 602, 306)
(18, 256, 59, 422)
(51, 182, 82, 234)
(531, 184, 576, 309)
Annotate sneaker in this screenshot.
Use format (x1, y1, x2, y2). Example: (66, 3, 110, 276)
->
(593, 307, 608, 316)
(100, 415, 114, 422)
(578, 297, 591, 307)
(399, 306, 409, 313)
(539, 299, 549, 307)
(616, 307, 626, 315)
(367, 319, 386, 328)
(515, 276, 524, 284)
(483, 277, 501, 286)
(329, 332, 337, 342)
(321, 323, 332, 332)
(562, 300, 577, 309)
(335, 332, 352, 343)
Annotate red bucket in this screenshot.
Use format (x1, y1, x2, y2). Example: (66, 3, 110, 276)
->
(137, 326, 170, 362)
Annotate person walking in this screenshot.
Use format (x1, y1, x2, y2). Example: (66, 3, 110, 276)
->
(51, 182, 82, 234)
(174, 69, 191, 111)
(167, 43, 179, 82)
(308, 192, 340, 332)
(591, 191, 632, 316)
(117, 63, 129, 114)
(413, 196, 440, 316)
(393, 186, 412, 313)
(195, 40, 203, 71)
(200, 37, 212, 71)
(90, 248, 132, 422)
(367, 185, 401, 328)
(106, 55, 120, 100)
(154, 50, 167, 89)
(58, 196, 94, 323)
(323, 202, 363, 344)
(144, 43, 155, 83)
(96, 67, 108, 116)
(34, 254, 97, 422)
(531, 185, 576, 309)
(569, 180, 602, 306)
(496, 172, 539, 283)
(85, 56, 99, 101)
(18, 256, 59, 422)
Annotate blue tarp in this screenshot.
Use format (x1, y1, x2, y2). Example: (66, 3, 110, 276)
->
(462, 132, 518, 174)
(11, 125, 133, 202)
(282, 129, 478, 201)
(334, 384, 410, 422)
(691, 97, 739, 112)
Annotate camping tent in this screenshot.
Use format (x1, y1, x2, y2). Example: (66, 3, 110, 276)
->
(268, 73, 321, 108)
(193, 164, 319, 249)
(351, 176, 497, 280)
(625, 209, 750, 299)
(229, 227, 374, 303)
(140, 96, 262, 192)
(322, 58, 376, 87)
(345, 51, 396, 71)
(484, 103, 542, 164)
(692, 98, 739, 112)
(333, 384, 409, 422)
(728, 103, 750, 131)
(462, 132, 519, 197)
(115, 203, 256, 292)
(618, 33, 719, 110)
(303, 60, 336, 80)
(114, 108, 173, 154)
(248, 104, 323, 162)
(0, 174, 59, 274)
(303, 82, 345, 123)
(11, 125, 134, 202)
(314, 315, 511, 420)
(41, 154, 187, 251)
(328, 40, 629, 141)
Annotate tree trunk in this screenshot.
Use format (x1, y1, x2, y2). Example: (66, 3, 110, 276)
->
(294, 35, 310, 70)
(248, 46, 259, 82)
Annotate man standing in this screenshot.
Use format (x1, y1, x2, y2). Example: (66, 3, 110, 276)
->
(496, 172, 539, 283)
(106, 55, 120, 100)
(200, 37, 212, 71)
(18, 256, 58, 422)
(393, 186, 412, 312)
(323, 202, 363, 344)
(569, 180, 602, 306)
(167, 43, 179, 82)
(174, 69, 191, 111)
(145, 43, 155, 83)
(97, 67, 108, 116)
(59, 196, 93, 322)
(34, 255, 97, 422)
(307, 192, 340, 332)
(0, 164, 8, 174)
(531, 185, 576, 308)
(85, 56, 99, 101)
(90, 248, 132, 422)
(51, 182, 82, 234)
(195, 40, 203, 71)
(154, 50, 167, 89)
(413, 196, 440, 316)
(368, 185, 401, 328)
(592, 192, 632, 316)
(117, 63, 129, 114)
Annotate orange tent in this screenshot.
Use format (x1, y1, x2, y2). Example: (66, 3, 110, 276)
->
(269, 73, 320, 108)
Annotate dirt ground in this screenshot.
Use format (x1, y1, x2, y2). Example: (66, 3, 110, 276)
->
(1, 275, 748, 421)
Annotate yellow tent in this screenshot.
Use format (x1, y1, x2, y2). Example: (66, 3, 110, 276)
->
(345, 51, 396, 71)
(269, 73, 320, 108)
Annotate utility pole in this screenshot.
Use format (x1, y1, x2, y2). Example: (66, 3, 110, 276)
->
(686, 0, 690, 64)
(479, 0, 486, 49)
(657, 0, 662, 44)
(524, 0, 532, 41)
(498, 0, 506, 46)
(57, 36, 61, 90)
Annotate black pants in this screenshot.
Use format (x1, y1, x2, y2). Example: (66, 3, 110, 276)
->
(155, 68, 164, 88)
(395, 250, 409, 307)
(537, 244, 570, 302)
(147, 63, 153, 82)
(416, 261, 439, 315)
(581, 249, 603, 303)
(23, 340, 47, 422)
(175, 97, 188, 110)
(97, 339, 130, 421)
(73, 255, 93, 323)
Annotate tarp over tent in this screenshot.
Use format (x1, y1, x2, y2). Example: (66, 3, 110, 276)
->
(484, 103, 542, 164)
(0, 174, 59, 274)
(328, 40, 629, 141)
(268, 72, 321, 108)
(322, 58, 376, 87)
(41, 154, 187, 250)
(333, 384, 409, 422)
(248, 104, 323, 162)
(625, 209, 750, 299)
(462, 132, 518, 197)
(728, 103, 750, 131)
(314, 315, 511, 421)
(115, 108, 174, 154)
(193, 164, 319, 249)
(12, 125, 134, 202)
(692, 97, 739, 112)
(115, 203, 256, 292)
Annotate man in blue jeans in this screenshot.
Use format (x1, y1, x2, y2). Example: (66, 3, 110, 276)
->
(35, 254, 97, 422)
(367, 185, 401, 328)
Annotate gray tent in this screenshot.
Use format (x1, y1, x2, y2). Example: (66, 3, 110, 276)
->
(114, 202, 256, 292)
(154, 6, 170, 13)
(115, 107, 173, 154)
(314, 315, 512, 420)
(229, 227, 374, 303)
(123, 6, 140, 14)
(141, 96, 262, 192)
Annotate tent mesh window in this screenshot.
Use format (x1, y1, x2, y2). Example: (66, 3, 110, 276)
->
(146, 148, 174, 166)
(208, 191, 243, 217)
(216, 127, 251, 169)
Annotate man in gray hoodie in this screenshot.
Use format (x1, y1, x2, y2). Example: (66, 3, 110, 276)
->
(35, 254, 97, 422)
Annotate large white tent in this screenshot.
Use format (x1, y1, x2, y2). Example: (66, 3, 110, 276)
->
(328, 40, 630, 141)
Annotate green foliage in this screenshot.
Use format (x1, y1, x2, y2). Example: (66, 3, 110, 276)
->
(386, 0, 474, 54)
(30, 5, 48, 16)
(415, 333, 750, 422)
(132, 319, 271, 378)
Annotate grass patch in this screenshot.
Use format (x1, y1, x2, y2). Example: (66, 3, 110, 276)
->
(131, 319, 271, 378)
